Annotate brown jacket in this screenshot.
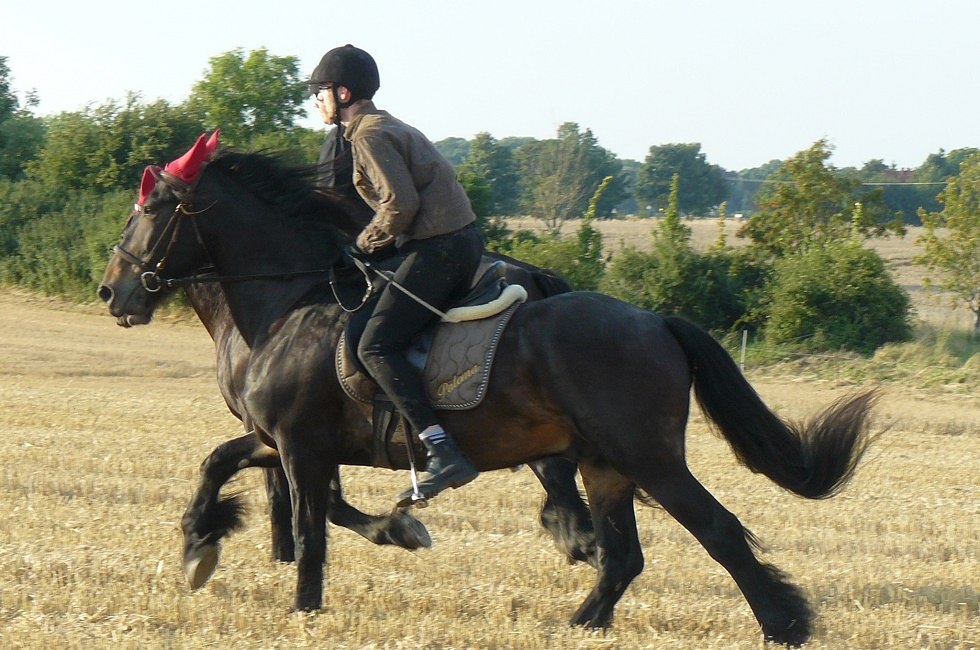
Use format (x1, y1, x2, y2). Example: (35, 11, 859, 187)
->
(344, 102, 476, 253)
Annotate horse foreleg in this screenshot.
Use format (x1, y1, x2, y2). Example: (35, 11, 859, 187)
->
(280, 445, 332, 611)
(569, 460, 643, 629)
(528, 457, 596, 568)
(181, 431, 281, 589)
(242, 445, 432, 569)
(327, 467, 432, 549)
(639, 467, 814, 647)
(263, 465, 295, 562)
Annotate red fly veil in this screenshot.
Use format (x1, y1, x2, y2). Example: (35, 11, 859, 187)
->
(137, 130, 220, 206)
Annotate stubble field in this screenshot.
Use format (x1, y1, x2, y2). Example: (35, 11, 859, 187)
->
(0, 222, 977, 648)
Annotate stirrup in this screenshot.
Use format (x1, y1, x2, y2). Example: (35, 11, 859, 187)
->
(397, 490, 429, 509)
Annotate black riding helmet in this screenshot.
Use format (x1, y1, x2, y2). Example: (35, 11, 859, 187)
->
(307, 44, 380, 106)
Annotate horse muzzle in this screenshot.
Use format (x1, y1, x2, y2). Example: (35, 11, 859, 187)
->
(98, 277, 155, 327)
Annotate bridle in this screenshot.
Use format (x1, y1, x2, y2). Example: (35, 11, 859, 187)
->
(113, 181, 374, 312)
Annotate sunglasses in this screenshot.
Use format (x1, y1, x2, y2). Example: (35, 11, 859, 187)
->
(308, 82, 334, 98)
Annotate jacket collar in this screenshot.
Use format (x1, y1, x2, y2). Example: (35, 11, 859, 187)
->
(343, 101, 383, 140)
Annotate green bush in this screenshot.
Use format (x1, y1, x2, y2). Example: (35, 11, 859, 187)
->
(0, 179, 66, 258)
(600, 242, 766, 333)
(763, 240, 912, 353)
(0, 188, 131, 300)
(500, 217, 605, 291)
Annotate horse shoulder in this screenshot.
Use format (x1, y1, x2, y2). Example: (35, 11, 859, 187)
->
(241, 305, 345, 428)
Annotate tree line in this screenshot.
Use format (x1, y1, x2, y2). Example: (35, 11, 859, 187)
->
(1, 50, 977, 344)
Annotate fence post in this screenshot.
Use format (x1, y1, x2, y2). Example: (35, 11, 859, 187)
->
(739, 329, 748, 372)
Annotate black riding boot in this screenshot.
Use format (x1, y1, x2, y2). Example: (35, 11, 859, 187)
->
(396, 435, 478, 508)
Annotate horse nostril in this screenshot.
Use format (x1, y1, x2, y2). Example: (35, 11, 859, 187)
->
(97, 284, 114, 304)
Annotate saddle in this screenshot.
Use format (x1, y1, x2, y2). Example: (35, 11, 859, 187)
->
(335, 260, 527, 460)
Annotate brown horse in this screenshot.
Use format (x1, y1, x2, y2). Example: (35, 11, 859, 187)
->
(98, 147, 878, 646)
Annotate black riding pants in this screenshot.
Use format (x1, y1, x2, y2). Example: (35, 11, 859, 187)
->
(357, 225, 483, 435)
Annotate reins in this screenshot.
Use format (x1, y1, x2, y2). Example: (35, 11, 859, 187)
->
(157, 213, 373, 313)
(160, 261, 373, 313)
(160, 266, 336, 289)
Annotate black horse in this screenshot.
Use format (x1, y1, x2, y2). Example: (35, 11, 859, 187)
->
(99, 147, 878, 646)
(177, 272, 595, 587)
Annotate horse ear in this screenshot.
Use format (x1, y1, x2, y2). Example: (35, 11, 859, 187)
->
(165, 132, 217, 184)
(205, 129, 220, 156)
(137, 165, 162, 206)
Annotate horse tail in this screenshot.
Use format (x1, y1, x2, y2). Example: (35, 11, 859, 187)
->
(662, 315, 879, 499)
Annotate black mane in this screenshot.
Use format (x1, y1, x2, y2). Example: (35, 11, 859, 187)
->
(204, 150, 370, 237)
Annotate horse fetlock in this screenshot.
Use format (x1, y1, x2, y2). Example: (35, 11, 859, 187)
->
(762, 618, 811, 648)
(293, 589, 323, 613)
(568, 601, 614, 629)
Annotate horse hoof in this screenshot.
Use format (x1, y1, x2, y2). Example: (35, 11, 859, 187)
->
(184, 544, 220, 590)
(390, 511, 433, 549)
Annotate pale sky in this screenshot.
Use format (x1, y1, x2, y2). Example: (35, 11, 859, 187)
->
(3, 0, 977, 171)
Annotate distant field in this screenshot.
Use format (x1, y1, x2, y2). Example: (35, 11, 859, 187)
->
(505, 217, 976, 331)
(0, 289, 976, 648)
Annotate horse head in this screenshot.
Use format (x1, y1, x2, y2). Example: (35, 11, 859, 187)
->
(99, 132, 354, 342)
(98, 132, 220, 327)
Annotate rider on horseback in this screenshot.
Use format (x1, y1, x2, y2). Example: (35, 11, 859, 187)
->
(308, 44, 482, 507)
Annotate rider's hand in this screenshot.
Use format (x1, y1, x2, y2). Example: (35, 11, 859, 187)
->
(344, 243, 371, 265)
(346, 242, 397, 266)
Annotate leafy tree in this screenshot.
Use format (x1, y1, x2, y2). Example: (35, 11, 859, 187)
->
(186, 48, 306, 146)
(0, 56, 17, 122)
(0, 112, 45, 181)
(456, 166, 512, 248)
(0, 57, 45, 180)
(852, 158, 941, 226)
(634, 143, 727, 215)
(498, 136, 536, 153)
(764, 239, 911, 353)
(724, 159, 782, 215)
(915, 153, 980, 334)
(457, 132, 519, 215)
(433, 137, 470, 166)
(500, 177, 610, 290)
(613, 158, 640, 215)
(514, 122, 626, 232)
(456, 168, 492, 218)
(917, 148, 980, 183)
(26, 96, 203, 193)
(249, 127, 325, 166)
(738, 139, 900, 257)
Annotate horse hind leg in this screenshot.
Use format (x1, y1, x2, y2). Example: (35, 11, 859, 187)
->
(529, 457, 596, 568)
(569, 460, 643, 628)
(639, 468, 813, 646)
